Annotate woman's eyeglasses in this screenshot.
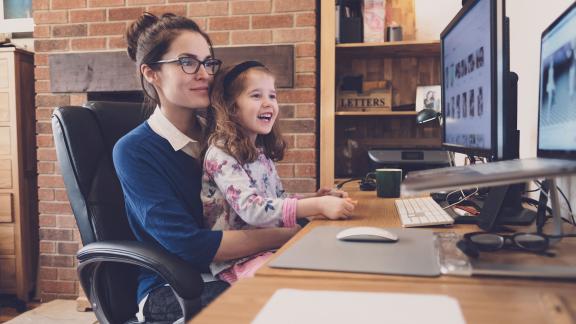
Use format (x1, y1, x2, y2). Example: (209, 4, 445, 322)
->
(150, 56, 222, 75)
(457, 231, 553, 258)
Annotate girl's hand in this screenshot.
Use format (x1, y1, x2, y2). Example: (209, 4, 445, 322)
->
(316, 187, 349, 198)
(319, 196, 356, 220)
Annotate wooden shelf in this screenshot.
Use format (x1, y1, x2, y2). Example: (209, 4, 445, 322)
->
(336, 40, 440, 57)
(335, 111, 417, 116)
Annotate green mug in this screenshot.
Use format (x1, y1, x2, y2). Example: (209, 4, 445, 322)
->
(375, 168, 402, 198)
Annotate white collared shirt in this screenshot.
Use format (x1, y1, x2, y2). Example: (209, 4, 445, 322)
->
(147, 106, 201, 159)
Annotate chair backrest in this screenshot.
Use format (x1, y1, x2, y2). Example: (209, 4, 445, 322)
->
(52, 101, 150, 323)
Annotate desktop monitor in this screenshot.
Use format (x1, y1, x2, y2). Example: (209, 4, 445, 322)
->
(537, 1, 576, 160)
(441, 0, 517, 161)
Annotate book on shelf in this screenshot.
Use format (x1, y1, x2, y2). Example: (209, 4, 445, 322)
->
(362, 0, 386, 43)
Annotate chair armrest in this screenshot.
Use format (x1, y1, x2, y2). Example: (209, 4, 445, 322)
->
(77, 241, 203, 299)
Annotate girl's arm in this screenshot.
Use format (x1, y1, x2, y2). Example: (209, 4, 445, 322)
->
(213, 226, 300, 262)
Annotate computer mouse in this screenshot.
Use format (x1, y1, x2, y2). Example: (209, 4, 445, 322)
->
(336, 227, 399, 242)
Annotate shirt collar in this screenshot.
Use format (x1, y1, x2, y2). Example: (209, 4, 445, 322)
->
(147, 106, 198, 152)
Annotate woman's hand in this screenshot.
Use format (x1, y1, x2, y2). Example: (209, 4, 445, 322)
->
(319, 196, 356, 220)
(315, 187, 349, 198)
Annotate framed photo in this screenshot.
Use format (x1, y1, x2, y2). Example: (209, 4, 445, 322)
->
(415, 85, 441, 112)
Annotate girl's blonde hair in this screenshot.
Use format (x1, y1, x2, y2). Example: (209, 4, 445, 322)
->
(207, 62, 286, 164)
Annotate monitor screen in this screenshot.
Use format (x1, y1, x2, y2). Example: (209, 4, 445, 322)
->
(538, 2, 576, 159)
(441, 0, 497, 157)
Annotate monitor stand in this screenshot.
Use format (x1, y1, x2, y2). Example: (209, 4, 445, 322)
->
(476, 183, 536, 232)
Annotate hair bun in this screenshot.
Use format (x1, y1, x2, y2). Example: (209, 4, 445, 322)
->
(126, 12, 158, 62)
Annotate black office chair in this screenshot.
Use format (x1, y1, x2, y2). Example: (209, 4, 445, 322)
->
(52, 101, 204, 324)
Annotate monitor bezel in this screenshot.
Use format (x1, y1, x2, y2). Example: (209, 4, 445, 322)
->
(536, 1, 576, 160)
(440, 0, 502, 159)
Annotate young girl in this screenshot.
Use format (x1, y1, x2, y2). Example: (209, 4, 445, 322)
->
(201, 61, 356, 283)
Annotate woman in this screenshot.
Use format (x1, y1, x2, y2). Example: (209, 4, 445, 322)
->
(113, 13, 300, 322)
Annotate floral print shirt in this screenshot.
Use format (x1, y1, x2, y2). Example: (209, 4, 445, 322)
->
(201, 145, 298, 275)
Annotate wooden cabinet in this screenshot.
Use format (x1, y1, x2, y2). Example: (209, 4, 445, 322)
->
(320, 0, 442, 186)
(0, 48, 37, 301)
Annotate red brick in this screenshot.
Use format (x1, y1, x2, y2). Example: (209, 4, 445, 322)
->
(88, 0, 125, 7)
(295, 164, 316, 177)
(296, 57, 315, 73)
(37, 161, 55, 174)
(35, 80, 51, 93)
(209, 16, 249, 31)
(34, 25, 50, 38)
(108, 36, 127, 49)
(35, 54, 49, 66)
(252, 14, 293, 29)
(39, 228, 74, 241)
(283, 179, 315, 193)
(230, 30, 271, 45)
(88, 22, 126, 36)
(52, 24, 87, 37)
(71, 37, 106, 50)
(58, 268, 78, 281)
(147, 4, 187, 17)
(296, 12, 315, 26)
(283, 149, 315, 163)
(284, 134, 295, 149)
(38, 188, 55, 201)
(35, 39, 69, 52)
(275, 163, 294, 177)
(36, 107, 53, 121)
(295, 73, 316, 88)
(295, 134, 316, 148)
(295, 104, 316, 118)
(273, 28, 315, 43)
(39, 201, 72, 214)
(39, 267, 58, 280)
(69, 94, 87, 106)
(279, 105, 294, 118)
(34, 11, 68, 24)
(127, 0, 163, 4)
(279, 119, 315, 133)
(36, 122, 53, 135)
(296, 43, 315, 57)
(55, 189, 69, 201)
(37, 148, 57, 161)
(70, 9, 105, 23)
(277, 89, 315, 103)
(231, 1, 271, 15)
(109, 7, 145, 21)
(33, 0, 50, 10)
(52, 0, 87, 9)
(274, 0, 315, 13)
(38, 175, 65, 188)
(41, 280, 76, 294)
(188, 2, 228, 18)
(37, 134, 54, 147)
(57, 215, 79, 228)
(36, 94, 70, 107)
(58, 242, 80, 255)
(208, 31, 229, 45)
(39, 214, 57, 227)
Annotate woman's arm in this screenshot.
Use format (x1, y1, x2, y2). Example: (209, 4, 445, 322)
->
(213, 226, 300, 262)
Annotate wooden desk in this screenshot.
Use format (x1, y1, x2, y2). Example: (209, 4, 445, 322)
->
(256, 189, 576, 287)
(190, 277, 576, 324)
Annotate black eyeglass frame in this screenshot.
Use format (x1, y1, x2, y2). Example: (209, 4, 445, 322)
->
(150, 56, 222, 75)
(463, 231, 550, 253)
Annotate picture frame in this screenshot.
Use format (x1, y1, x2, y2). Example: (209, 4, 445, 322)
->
(415, 85, 441, 112)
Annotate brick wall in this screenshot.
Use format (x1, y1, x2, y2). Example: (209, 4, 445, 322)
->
(33, 0, 317, 301)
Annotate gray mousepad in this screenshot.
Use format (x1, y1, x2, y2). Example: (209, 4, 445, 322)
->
(269, 226, 440, 277)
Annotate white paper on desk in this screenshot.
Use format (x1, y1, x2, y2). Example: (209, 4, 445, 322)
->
(252, 289, 466, 324)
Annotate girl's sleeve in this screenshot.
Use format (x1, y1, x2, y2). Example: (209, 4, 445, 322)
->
(204, 147, 297, 228)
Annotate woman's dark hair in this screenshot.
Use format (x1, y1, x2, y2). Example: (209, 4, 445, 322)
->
(208, 63, 286, 164)
(126, 12, 214, 109)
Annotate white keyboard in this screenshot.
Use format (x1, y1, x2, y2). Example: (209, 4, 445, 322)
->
(394, 197, 454, 227)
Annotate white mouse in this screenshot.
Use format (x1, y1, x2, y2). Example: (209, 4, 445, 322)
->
(336, 227, 399, 242)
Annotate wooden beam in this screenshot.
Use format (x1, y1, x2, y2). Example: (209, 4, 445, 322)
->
(49, 45, 294, 93)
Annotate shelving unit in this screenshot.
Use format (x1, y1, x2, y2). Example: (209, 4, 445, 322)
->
(320, 0, 442, 187)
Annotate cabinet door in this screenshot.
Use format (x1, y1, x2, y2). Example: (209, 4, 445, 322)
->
(0, 194, 11, 222)
(0, 159, 11, 188)
(0, 258, 16, 291)
(0, 92, 8, 121)
(0, 225, 15, 255)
